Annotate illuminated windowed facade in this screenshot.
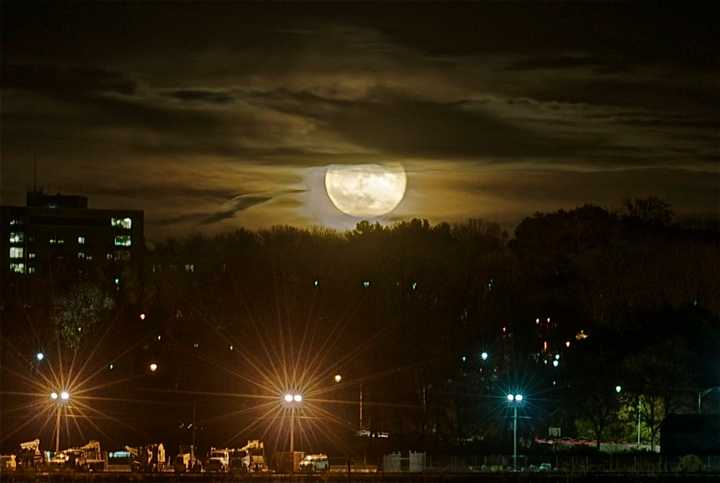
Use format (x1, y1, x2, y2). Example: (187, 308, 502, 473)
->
(111, 217, 132, 229)
(114, 235, 132, 247)
(1, 191, 144, 290)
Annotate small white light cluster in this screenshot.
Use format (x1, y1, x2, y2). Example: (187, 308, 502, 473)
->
(506, 393, 523, 402)
(283, 393, 303, 403)
(50, 391, 70, 401)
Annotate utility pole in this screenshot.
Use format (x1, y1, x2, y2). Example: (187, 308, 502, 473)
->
(359, 383, 364, 429)
(636, 398, 642, 448)
(290, 407, 295, 454)
(698, 387, 720, 414)
(55, 408, 61, 453)
(512, 405, 518, 472)
(191, 400, 197, 463)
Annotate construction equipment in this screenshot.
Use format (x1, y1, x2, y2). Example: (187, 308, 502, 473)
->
(241, 440, 266, 472)
(205, 448, 229, 472)
(127, 443, 166, 473)
(18, 440, 43, 469)
(175, 445, 201, 473)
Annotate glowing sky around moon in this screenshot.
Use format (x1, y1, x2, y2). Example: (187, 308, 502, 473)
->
(324, 164, 407, 217)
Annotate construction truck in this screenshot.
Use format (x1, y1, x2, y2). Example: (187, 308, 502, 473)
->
(18, 440, 43, 469)
(205, 448, 230, 472)
(71, 440, 105, 471)
(128, 443, 166, 472)
(241, 440, 266, 472)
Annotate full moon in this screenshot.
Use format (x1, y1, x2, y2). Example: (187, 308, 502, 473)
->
(324, 164, 407, 217)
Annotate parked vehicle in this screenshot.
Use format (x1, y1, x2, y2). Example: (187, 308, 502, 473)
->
(205, 448, 229, 472)
(300, 453, 329, 473)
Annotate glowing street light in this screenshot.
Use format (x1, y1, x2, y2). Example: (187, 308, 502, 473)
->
(506, 393, 524, 471)
(282, 392, 304, 460)
(149, 363, 158, 372)
(334, 374, 342, 383)
(50, 390, 70, 453)
(615, 385, 623, 394)
(481, 352, 489, 361)
(36, 352, 45, 361)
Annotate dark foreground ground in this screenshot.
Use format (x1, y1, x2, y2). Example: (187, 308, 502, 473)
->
(3, 473, 720, 483)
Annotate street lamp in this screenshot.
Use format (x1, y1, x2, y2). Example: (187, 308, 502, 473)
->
(507, 393, 524, 472)
(481, 352, 489, 361)
(36, 352, 45, 361)
(282, 392, 303, 458)
(50, 390, 70, 452)
(615, 385, 622, 394)
(698, 387, 720, 414)
(334, 374, 342, 383)
(149, 362, 158, 372)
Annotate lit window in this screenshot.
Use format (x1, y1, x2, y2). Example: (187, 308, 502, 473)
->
(115, 250, 131, 261)
(49, 237, 64, 245)
(9, 263, 25, 273)
(9, 247, 24, 258)
(77, 252, 86, 260)
(86, 255, 93, 261)
(28, 252, 36, 259)
(77, 236, 86, 245)
(184, 264, 195, 272)
(106, 253, 113, 260)
(28, 266, 36, 274)
(111, 217, 132, 229)
(9, 219, 22, 225)
(114, 235, 132, 247)
(9, 232, 24, 243)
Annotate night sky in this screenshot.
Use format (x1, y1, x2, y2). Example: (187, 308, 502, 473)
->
(2, 4, 718, 239)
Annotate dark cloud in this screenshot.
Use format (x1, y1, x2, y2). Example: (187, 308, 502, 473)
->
(167, 89, 235, 104)
(503, 55, 619, 72)
(65, 184, 242, 203)
(153, 190, 305, 227)
(2, 63, 137, 96)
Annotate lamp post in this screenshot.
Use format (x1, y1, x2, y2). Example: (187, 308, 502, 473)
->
(283, 393, 303, 456)
(698, 387, 720, 414)
(506, 393, 523, 472)
(50, 390, 70, 452)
